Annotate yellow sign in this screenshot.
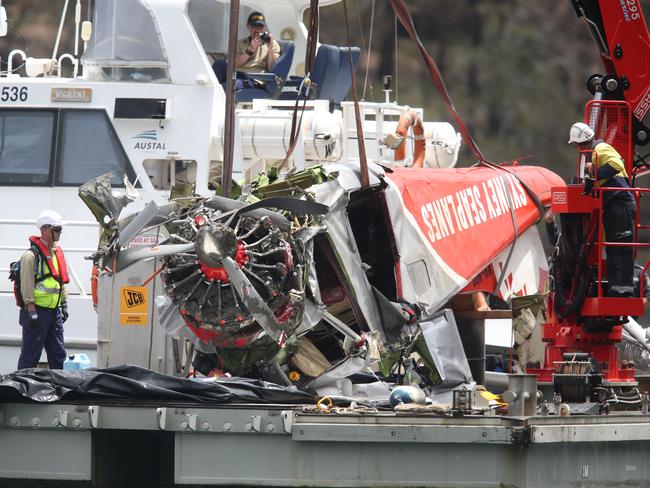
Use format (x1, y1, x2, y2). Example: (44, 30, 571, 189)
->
(119, 286, 148, 326)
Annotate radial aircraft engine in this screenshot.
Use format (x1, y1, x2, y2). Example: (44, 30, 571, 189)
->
(82, 161, 563, 388)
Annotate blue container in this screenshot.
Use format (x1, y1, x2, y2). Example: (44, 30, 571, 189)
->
(63, 353, 92, 371)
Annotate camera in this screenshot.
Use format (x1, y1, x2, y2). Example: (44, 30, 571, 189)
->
(259, 32, 271, 44)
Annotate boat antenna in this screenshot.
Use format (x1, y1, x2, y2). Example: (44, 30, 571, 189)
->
(74, 0, 81, 58)
(362, 0, 375, 100)
(221, 0, 241, 198)
(393, 14, 398, 103)
(343, 0, 369, 187)
(52, 0, 70, 63)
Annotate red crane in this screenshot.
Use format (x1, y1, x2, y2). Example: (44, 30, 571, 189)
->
(528, 1, 650, 403)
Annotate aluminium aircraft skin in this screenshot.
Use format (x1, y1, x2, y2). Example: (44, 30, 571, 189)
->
(84, 159, 564, 390)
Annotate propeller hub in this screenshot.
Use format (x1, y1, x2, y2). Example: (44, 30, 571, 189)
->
(195, 224, 249, 283)
(195, 224, 238, 268)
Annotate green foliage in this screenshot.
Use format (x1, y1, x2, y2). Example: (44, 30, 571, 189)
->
(250, 165, 334, 199)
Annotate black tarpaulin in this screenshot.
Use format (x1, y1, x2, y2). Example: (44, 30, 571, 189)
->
(0, 364, 314, 404)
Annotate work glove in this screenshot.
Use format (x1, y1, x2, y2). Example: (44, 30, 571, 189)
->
(61, 303, 69, 323)
(28, 310, 39, 327)
(583, 176, 595, 196)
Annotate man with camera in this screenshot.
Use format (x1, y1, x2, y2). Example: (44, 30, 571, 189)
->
(213, 11, 280, 87)
(235, 12, 280, 73)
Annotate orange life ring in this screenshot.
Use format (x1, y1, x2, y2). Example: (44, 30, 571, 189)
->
(395, 110, 426, 168)
(91, 264, 99, 307)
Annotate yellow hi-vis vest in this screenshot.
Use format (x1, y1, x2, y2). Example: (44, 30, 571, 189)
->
(34, 252, 62, 309)
(593, 142, 628, 186)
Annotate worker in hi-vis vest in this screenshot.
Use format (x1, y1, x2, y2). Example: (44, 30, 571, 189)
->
(17, 210, 70, 369)
(568, 122, 636, 297)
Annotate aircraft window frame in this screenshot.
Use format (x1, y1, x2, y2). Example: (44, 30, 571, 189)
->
(0, 108, 136, 188)
(55, 109, 136, 188)
(0, 108, 57, 187)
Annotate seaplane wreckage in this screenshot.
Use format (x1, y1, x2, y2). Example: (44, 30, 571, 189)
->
(75, 0, 564, 400)
(1, 0, 650, 486)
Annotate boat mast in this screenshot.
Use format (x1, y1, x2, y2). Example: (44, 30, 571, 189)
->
(52, 0, 71, 63)
(221, 0, 240, 198)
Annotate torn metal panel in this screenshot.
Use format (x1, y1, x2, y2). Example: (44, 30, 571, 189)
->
(78, 173, 134, 265)
(491, 226, 549, 301)
(371, 286, 411, 343)
(420, 309, 473, 387)
(321, 161, 386, 191)
(118, 200, 163, 248)
(309, 353, 373, 390)
(293, 233, 324, 333)
(383, 178, 464, 315)
(312, 178, 384, 339)
(78, 173, 132, 226)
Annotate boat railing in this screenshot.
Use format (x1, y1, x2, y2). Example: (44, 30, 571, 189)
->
(0, 218, 97, 296)
(340, 101, 423, 165)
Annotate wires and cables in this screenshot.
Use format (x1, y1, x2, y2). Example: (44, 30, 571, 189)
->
(361, 0, 375, 100)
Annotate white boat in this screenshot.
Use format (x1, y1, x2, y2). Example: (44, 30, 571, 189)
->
(4, 3, 650, 488)
(0, 0, 462, 373)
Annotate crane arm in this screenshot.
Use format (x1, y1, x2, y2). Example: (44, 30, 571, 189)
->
(572, 0, 650, 145)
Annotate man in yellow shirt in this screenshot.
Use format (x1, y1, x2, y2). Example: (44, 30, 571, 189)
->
(568, 122, 636, 297)
(213, 12, 280, 88)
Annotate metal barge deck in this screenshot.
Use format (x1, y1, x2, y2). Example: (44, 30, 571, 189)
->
(1, 401, 649, 487)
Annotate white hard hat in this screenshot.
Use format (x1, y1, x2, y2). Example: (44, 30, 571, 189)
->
(37, 210, 64, 229)
(568, 122, 595, 144)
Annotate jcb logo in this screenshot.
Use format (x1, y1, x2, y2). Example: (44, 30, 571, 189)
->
(123, 289, 145, 308)
(119, 286, 148, 325)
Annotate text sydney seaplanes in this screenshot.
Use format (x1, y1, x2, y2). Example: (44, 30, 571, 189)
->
(419, 173, 529, 244)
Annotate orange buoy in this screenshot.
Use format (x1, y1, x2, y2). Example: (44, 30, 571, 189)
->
(395, 110, 426, 168)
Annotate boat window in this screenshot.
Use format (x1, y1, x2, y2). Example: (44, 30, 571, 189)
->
(84, 66, 170, 83)
(189, 0, 229, 54)
(82, 0, 169, 80)
(144, 159, 197, 193)
(57, 111, 132, 186)
(406, 260, 432, 296)
(188, 0, 255, 54)
(0, 111, 54, 185)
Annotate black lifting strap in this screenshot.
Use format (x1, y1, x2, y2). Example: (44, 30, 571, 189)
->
(282, 0, 320, 169)
(388, 0, 545, 295)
